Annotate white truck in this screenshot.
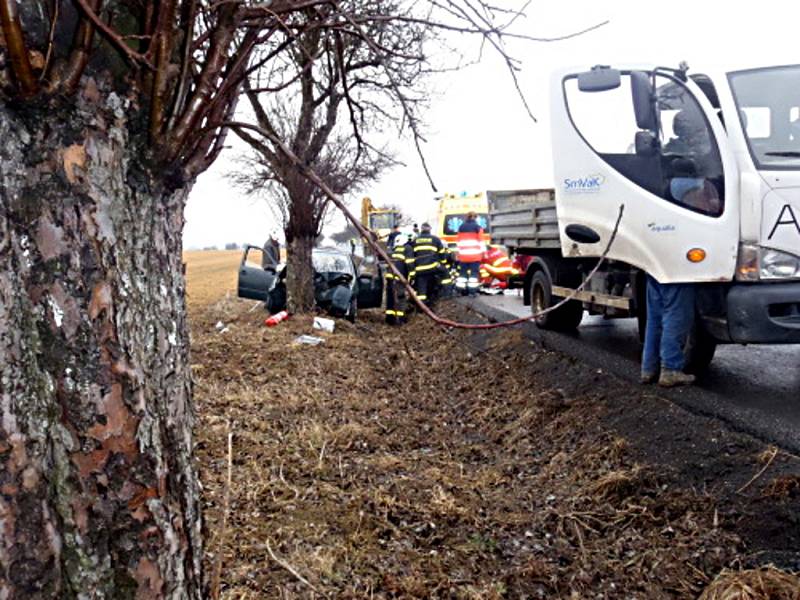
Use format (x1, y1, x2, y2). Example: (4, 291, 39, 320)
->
(488, 63, 800, 371)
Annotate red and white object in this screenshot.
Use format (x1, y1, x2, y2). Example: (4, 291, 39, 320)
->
(265, 310, 289, 327)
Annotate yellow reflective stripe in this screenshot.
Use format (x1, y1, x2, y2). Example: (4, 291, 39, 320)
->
(414, 245, 438, 252)
(415, 262, 439, 271)
(385, 309, 397, 315)
(492, 258, 508, 267)
(404, 258, 414, 264)
(395, 311, 405, 316)
(416, 294, 427, 300)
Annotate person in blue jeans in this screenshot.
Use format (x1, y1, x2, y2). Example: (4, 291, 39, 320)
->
(641, 275, 696, 387)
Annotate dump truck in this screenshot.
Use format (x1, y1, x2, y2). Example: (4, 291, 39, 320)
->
(488, 62, 800, 371)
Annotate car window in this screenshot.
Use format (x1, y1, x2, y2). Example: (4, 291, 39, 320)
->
(312, 252, 355, 275)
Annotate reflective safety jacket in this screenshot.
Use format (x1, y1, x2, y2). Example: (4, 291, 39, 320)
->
(456, 219, 485, 263)
(482, 246, 518, 280)
(385, 243, 415, 281)
(412, 234, 445, 273)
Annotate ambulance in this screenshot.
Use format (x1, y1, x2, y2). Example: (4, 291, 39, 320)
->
(434, 191, 491, 247)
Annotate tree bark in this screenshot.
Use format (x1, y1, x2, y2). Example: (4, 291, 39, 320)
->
(0, 91, 201, 598)
(285, 234, 316, 314)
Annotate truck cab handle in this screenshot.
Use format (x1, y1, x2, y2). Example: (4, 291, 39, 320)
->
(565, 224, 601, 244)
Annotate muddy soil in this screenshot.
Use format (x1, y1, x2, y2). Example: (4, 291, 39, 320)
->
(189, 284, 800, 598)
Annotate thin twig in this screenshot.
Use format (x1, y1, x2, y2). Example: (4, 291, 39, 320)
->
(265, 539, 320, 592)
(317, 439, 328, 469)
(737, 447, 779, 494)
(72, 0, 153, 68)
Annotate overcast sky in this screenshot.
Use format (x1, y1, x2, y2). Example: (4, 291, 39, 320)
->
(183, 0, 794, 249)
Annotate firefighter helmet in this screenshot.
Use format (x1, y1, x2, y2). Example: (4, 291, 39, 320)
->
(393, 233, 409, 248)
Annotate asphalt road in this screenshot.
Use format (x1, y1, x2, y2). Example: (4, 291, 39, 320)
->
(466, 291, 800, 454)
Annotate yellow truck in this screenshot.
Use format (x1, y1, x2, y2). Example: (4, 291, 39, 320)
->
(361, 197, 400, 243)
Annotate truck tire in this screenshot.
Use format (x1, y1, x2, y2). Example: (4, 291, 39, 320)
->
(635, 275, 647, 344)
(638, 309, 718, 373)
(684, 322, 717, 373)
(530, 270, 583, 331)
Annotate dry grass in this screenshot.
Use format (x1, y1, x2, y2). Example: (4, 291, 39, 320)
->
(699, 566, 800, 600)
(184, 252, 799, 598)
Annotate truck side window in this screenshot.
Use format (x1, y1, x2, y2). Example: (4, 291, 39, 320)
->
(564, 73, 724, 217)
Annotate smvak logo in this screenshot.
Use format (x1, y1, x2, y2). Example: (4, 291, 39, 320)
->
(564, 174, 606, 193)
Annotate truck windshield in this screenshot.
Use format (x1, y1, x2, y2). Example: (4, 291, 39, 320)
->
(729, 65, 800, 170)
(369, 213, 396, 230)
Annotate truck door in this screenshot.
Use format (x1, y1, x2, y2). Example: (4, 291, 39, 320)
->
(550, 67, 740, 283)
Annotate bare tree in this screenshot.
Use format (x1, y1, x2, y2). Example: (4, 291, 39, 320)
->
(382, 203, 414, 226)
(229, 0, 422, 312)
(329, 220, 361, 244)
(0, 1, 601, 596)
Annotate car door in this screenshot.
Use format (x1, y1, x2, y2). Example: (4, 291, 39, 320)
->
(550, 66, 740, 283)
(355, 258, 384, 309)
(237, 245, 277, 301)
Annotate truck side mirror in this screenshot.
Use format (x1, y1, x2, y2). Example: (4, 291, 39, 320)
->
(577, 66, 621, 92)
(631, 71, 657, 131)
(634, 130, 658, 157)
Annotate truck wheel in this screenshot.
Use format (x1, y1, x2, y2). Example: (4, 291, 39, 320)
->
(684, 322, 717, 373)
(530, 270, 583, 331)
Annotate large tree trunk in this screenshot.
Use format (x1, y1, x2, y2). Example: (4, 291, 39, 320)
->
(285, 234, 317, 314)
(0, 94, 201, 597)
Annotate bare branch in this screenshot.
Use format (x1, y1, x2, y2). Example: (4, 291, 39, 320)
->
(0, 0, 38, 95)
(71, 0, 154, 68)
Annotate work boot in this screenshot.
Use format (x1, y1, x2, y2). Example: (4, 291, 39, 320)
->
(640, 371, 658, 385)
(658, 369, 695, 387)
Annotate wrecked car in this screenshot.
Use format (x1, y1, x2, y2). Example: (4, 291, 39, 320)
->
(237, 245, 383, 321)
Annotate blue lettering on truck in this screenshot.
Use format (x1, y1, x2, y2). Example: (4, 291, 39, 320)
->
(564, 175, 605, 193)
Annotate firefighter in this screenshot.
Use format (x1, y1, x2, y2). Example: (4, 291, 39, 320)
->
(385, 233, 414, 325)
(480, 245, 519, 288)
(438, 246, 456, 298)
(412, 222, 444, 307)
(455, 211, 486, 296)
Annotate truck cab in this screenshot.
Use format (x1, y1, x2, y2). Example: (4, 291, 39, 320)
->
(550, 63, 800, 345)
